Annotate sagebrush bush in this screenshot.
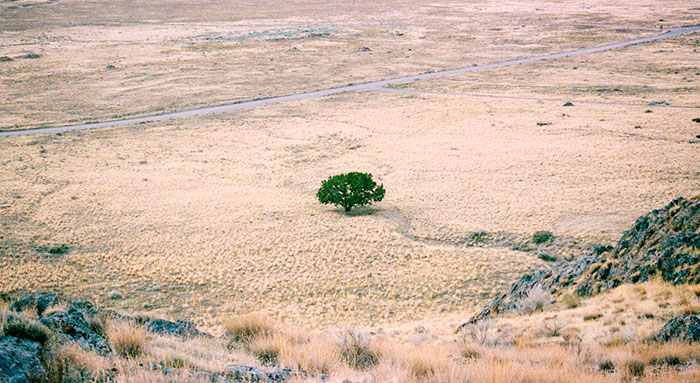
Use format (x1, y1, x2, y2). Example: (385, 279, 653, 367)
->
(337, 329, 379, 370)
(317, 172, 385, 212)
(516, 286, 551, 314)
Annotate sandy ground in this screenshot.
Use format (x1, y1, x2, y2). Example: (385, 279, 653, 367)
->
(2, 0, 698, 130)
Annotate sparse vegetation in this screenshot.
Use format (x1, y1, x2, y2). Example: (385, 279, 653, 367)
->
(532, 231, 554, 244)
(317, 172, 385, 212)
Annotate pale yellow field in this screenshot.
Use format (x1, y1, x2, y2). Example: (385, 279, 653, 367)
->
(2, 88, 698, 327)
(1, 0, 700, 330)
(396, 34, 700, 107)
(2, 0, 697, 130)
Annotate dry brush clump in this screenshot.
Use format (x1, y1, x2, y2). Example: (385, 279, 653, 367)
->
(106, 320, 151, 358)
(222, 312, 275, 345)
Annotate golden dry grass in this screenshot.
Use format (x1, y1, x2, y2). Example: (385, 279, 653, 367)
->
(1, 86, 698, 326)
(106, 320, 151, 359)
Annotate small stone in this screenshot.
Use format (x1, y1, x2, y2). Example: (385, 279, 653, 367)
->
(106, 290, 122, 300)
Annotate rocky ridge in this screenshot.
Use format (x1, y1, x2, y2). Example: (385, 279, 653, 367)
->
(461, 196, 700, 330)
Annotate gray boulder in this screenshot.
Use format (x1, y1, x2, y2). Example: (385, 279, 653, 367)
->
(0, 336, 45, 383)
(40, 306, 112, 356)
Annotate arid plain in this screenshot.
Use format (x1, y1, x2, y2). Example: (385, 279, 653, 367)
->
(2, 1, 700, 382)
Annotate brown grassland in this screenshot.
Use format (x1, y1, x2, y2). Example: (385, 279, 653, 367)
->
(1, 0, 700, 382)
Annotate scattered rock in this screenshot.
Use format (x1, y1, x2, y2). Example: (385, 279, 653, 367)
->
(654, 315, 700, 343)
(461, 196, 700, 328)
(223, 364, 308, 382)
(145, 318, 210, 338)
(357, 46, 371, 52)
(0, 336, 45, 383)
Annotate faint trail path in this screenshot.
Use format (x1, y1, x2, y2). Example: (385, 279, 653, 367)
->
(378, 87, 700, 109)
(2, 24, 698, 138)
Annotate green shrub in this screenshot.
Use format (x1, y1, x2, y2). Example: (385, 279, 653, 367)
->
(532, 231, 554, 244)
(537, 253, 557, 262)
(561, 293, 581, 309)
(317, 172, 385, 213)
(692, 118, 700, 123)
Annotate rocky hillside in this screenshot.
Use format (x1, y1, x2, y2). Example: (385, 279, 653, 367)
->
(1, 293, 314, 383)
(462, 195, 700, 328)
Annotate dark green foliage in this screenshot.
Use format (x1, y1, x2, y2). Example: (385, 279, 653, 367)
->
(692, 118, 700, 123)
(35, 244, 70, 255)
(598, 359, 615, 373)
(0, 56, 13, 62)
(532, 231, 554, 244)
(3, 318, 52, 345)
(317, 172, 385, 212)
(563, 101, 574, 106)
(537, 253, 557, 262)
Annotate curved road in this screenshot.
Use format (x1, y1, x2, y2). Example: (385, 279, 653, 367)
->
(2, 24, 699, 138)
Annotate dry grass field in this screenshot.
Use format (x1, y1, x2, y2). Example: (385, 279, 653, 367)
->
(2, 0, 697, 130)
(1, 1, 700, 381)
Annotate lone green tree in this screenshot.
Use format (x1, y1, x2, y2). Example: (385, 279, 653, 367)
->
(317, 172, 385, 213)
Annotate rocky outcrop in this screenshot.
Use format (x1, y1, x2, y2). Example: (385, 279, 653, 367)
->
(11, 292, 60, 316)
(40, 306, 112, 356)
(1, 293, 315, 382)
(653, 315, 700, 343)
(145, 318, 211, 339)
(461, 196, 700, 328)
(0, 336, 45, 383)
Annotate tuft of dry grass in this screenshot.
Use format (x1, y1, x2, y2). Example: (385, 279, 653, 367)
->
(106, 320, 150, 358)
(222, 313, 275, 345)
(337, 329, 380, 370)
(44, 343, 112, 383)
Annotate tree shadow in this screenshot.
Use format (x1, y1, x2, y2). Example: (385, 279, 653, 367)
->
(333, 206, 380, 216)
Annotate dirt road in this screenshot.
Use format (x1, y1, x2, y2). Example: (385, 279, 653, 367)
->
(2, 24, 698, 138)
